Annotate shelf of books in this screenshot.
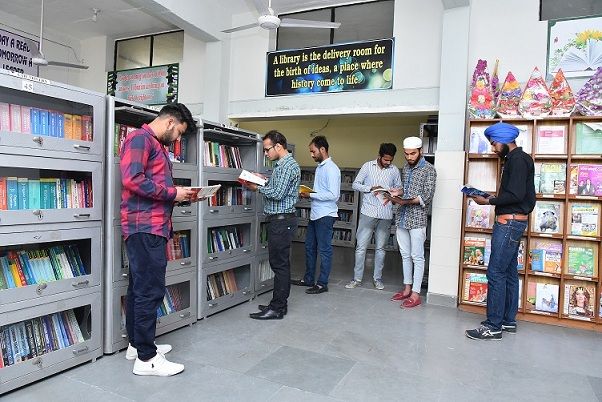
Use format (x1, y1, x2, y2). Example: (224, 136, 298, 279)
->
(0, 71, 104, 393)
(254, 218, 274, 294)
(111, 270, 197, 346)
(103, 97, 198, 354)
(199, 121, 260, 318)
(459, 116, 602, 331)
(293, 166, 359, 248)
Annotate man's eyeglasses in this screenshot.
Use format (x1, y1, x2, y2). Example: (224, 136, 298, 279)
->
(263, 145, 275, 153)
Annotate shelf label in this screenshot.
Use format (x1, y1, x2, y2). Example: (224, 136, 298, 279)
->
(21, 79, 34, 93)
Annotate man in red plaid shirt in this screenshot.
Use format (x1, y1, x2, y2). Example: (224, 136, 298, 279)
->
(120, 103, 198, 377)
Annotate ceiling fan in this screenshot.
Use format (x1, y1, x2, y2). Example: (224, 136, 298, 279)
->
(223, 0, 341, 33)
(32, 0, 89, 69)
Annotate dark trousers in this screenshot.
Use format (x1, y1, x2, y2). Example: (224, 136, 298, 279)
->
(304, 216, 335, 286)
(267, 216, 297, 312)
(483, 219, 527, 331)
(125, 232, 167, 361)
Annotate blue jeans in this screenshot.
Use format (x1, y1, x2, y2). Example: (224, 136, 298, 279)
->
(483, 219, 527, 331)
(125, 232, 167, 361)
(353, 213, 391, 281)
(304, 216, 336, 286)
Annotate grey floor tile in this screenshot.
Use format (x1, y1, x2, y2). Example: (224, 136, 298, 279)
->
(2, 374, 133, 402)
(246, 346, 355, 395)
(268, 386, 345, 402)
(588, 376, 602, 402)
(330, 361, 443, 401)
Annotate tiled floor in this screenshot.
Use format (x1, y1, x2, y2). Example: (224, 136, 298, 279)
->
(4, 245, 602, 401)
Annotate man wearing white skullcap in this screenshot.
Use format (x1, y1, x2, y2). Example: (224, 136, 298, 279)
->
(385, 136, 436, 308)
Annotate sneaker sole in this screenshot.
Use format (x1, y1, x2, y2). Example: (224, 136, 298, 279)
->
(502, 329, 517, 334)
(133, 368, 184, 376)
(465, 332, 502, 341)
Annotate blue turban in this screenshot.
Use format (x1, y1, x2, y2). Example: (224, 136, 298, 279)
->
(484, 122, 519, 144)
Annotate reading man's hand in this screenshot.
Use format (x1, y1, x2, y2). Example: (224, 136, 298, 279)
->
(388, 188, 403, 197)
(299, 192, 310, 199)
(471, 195, 490, 205)
(175, 186, 197, 203)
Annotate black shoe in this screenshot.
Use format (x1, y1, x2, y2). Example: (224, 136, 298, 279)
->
(501, 323, 517, 334)
(249, 309, 284, 320)
(258, 304, 287, 315)
(291, 279, 313, 287)
(305, 285, 328, 294)
(465, 325, 502, 341)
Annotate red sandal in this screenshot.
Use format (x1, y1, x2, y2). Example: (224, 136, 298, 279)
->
(391, 291, 412, 301)
(401, 297, 421, 308)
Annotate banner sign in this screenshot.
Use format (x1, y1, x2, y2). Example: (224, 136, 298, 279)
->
(0, 28, 39, 76)
(107, 63, 179, 105)
(266, 38, 394, 97)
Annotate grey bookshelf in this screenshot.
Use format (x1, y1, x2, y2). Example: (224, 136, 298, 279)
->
(103, 97, 198, 355)
(0, 71, 104, 394)
(199, 121, 260, 318)
(293, 166, 359, 248)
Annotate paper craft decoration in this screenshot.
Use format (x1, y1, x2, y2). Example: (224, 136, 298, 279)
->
(491, 59, 500, 102)
(549, 69, 575, 116)
(575, 66, 602, 116)
(468, 60, 496, 119)
(496, 71, 522, 117)
(518, 67, 552, 118)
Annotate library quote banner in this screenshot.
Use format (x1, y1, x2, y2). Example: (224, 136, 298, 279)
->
(0, 28, 39, 76)
(266, 38, 394, 97)
(107, 63, 179, 105)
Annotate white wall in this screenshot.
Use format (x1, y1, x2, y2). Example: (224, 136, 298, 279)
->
(77, 36, 114, 93)
(392, 0, 443, 90)
(179, 32, 207, 117)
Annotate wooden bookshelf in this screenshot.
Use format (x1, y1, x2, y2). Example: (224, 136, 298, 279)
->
(459, 116, 602, 331)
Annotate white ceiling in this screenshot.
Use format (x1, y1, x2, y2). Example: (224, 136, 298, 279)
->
(0, 0, 372, 40)
(0, 0, 177, 40)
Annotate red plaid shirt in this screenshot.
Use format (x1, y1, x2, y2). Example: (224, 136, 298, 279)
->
(120, 124, 177, 240)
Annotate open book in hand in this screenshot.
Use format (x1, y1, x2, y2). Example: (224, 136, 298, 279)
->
(238, 170, 267, 186)
(370, 188, 402, 198)
(461, 184, 491, 198)
(299, 184, 315, 194)
(189, 184, 221, 199)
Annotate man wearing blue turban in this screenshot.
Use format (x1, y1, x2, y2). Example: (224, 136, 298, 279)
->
(465, 122, 535, 340)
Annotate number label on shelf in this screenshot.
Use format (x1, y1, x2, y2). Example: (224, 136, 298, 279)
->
(21, 80, 35, 93)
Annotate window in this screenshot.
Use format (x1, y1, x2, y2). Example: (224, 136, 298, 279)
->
(114, 30, 184, 71)
(277, 0, 393, 50)
(540, 0, 602, 20)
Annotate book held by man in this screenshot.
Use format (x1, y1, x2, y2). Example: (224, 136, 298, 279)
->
(238, 170, 267, 186)
(188, 184, 221, 199)
(298, 185, 315, 194)
(460, 184, 491, 198)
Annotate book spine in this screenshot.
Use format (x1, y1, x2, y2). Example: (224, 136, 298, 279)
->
(0, 176, 7, 210)
(56, 112, 64, 138)
(73, 114, 82, 141)
(20, 106, 31, 134)
(39, 109, 49, 136)
(0, 102, 10, 131)
(9, 104, 21, 133)
(17, 177, 28, 210)
(7, 177, 18, 210)
(81, 115, 92, 141)
(63, 114, 73, 139)
(49, 111, 57, 137)
(31, 108, 40, 135)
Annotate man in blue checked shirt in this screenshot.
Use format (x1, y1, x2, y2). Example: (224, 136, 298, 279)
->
(292, 135, 340, 294)
(242, 130, 300, 320)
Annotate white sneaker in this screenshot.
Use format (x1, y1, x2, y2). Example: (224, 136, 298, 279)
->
(125, 343, 172, 360)
(373, 279, 385, 290)
(345, 280, 362, 289)
(132, 353, 184, 376)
